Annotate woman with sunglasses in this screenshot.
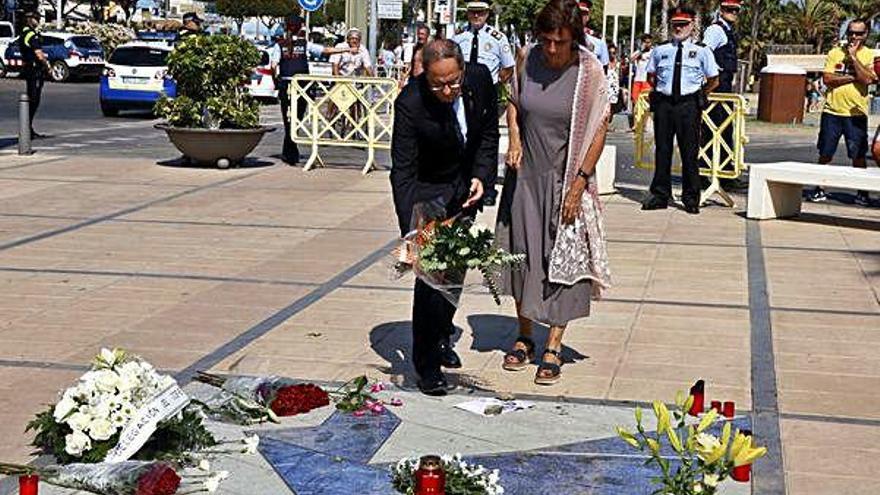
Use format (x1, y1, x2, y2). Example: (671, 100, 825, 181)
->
(496, 0, 611, 385)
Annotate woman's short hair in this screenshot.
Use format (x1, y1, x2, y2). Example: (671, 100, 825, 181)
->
(535, 0, 585, 46)
(422, 39, 465, 71)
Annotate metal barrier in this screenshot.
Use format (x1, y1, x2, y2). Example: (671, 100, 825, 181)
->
(633, 92, 749, 207)
(375, 63, 409, 82)
(290, 74, 399, 175)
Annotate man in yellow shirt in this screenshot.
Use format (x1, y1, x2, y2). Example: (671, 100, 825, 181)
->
(810, 19, 877, 205)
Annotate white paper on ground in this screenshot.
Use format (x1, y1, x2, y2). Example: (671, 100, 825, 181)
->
(454, 398, 535, 417)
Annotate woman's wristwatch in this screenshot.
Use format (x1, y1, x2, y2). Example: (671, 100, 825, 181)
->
(576, 169, 590, 181)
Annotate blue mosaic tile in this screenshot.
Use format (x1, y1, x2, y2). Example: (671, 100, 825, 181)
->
(258, 410, 753, 494)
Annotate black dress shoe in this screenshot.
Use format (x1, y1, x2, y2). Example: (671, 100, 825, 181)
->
(641, 195, 669, 210)
(30, 131, 48, 140)
(439, 340, 462, 369)
(417, 372, 451, 396)
(683, 202, 700, 215)
(482, 193, 497, 207)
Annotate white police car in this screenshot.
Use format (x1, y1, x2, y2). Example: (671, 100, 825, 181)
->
(41, 32, 105, 82)
(99, 42, 176, 116)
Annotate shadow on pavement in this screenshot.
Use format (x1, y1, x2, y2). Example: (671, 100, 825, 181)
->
(0, 136, 17, 150)
(467, 314, 588, 364)
(155, 156, 276, 169)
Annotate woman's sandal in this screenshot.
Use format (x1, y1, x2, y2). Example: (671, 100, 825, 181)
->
(535, 348, 563, 385)
(502, 336, 536, 371)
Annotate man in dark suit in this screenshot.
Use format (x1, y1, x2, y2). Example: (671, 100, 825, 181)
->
(391, 39, 499, 395)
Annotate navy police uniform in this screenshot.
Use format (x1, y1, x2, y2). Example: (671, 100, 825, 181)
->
(644, 14, 719, 212)
(277, 19, 311, 165)
(20, 20, 45, 137)
(701, 1, 741, 183)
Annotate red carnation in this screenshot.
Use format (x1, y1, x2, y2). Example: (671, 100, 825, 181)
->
(137, 463, 181, 495)
(270, 384, 330, 416)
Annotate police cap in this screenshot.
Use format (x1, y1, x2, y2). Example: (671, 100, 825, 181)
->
(466, 1, 490, 11)
(669, 5, 697, 24)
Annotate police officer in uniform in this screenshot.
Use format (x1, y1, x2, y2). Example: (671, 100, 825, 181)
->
(642, 5, 719, 214)
(178, 12, 204, 41)
(453, 1, 514, 206)
(276, 15, 349, 165)
(20, 11, 48, 139)
(701, 0, 742, 188)
(577, 1, 609, 69)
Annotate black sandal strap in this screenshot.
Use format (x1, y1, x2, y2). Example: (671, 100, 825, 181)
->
(537, 362, 561, 374)
(543, 348, 562, 359)
(504, 348, 528, 361)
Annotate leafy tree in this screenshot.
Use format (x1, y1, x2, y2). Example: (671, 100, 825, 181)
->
(215, 0, 299, 18)
(785, 0, 840, 54)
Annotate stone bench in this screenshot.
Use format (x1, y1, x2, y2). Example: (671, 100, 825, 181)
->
(747, 162, 880, 219)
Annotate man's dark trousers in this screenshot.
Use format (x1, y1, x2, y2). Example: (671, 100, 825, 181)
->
(412, 278, 457, 377)
(652, 94, 702, 205)
(24, 66, 44, 134)
(278, 80, 306, 164)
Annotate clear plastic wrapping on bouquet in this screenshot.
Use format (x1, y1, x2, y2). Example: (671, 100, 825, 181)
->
(43, 461, 172, 495)
(388, 197, 518, 307)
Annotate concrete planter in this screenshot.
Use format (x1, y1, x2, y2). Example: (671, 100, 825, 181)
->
(156, 124, 275, 169)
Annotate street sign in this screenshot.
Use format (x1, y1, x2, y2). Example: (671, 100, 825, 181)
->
(604, 0, 636, 17)
(377, 0, 403, 20)
(297, 0, 324, 12)
(435, 0, 451, 25)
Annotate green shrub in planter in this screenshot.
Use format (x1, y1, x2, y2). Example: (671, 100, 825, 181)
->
(155, 35, 262, 129)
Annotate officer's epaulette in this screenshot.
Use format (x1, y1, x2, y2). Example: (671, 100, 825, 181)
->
(486, 26, 504, 40)
(695, 42, 706, 47)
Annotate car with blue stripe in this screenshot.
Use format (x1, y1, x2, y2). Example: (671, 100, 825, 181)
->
(99, 42, 176, 116)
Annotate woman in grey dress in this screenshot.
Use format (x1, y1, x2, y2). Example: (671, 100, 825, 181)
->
(496, 0, 611, 385)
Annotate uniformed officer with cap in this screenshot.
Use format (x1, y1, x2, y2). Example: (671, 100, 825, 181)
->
(701, 0, 742, 188)
(642, 5, 719, 214)
(20, 10, 49, 139)
(276, 15, 350, 165)
(179, 12, 204, 41)
(576, 0, 609, 69)
(453, 1, 513, 206)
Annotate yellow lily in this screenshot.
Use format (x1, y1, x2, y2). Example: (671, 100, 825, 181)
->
(653, 401, 671, 434)
(646, 438, 661, 456)
(731, 431, 768, 467)
(616, 426, 640, 449)
(666, 426, 684, 453)
(696, 409, 718, 433)
(634, 406, 643, 427)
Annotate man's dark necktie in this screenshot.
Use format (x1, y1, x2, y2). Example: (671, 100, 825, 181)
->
(470, 27, 479, 65)
(672, 44, 683, 99)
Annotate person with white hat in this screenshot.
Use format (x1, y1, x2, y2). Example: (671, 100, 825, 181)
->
(453, 1, 514, 206)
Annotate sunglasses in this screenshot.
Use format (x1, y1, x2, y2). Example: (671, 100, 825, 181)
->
(721, 7, 741, 13)
(847, 30, 867, 36)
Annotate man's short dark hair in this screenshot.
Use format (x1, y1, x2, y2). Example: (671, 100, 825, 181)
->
(422, 39, 464, 70)
(849, 18, 870, 31)
(640, 33, 653, 41)
(416, 23, 429, 33)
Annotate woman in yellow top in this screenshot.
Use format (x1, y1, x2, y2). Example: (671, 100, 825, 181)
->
(810, 19, 878, 206)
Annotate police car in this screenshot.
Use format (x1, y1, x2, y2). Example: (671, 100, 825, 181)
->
(33, 32, 104, 82)
(99, 42, 176, 117)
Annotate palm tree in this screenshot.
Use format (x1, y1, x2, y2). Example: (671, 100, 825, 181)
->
(785, 0, 841, 53)
(841, 0, 880, 24)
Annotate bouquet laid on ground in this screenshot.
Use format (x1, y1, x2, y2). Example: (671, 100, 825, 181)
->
(393, 200, 525, 305)
(391, 454, 504, 495)
(615, 390, 767, 495)
(27, 349, 215, 464)
(194, 372, 331, 424)
(0, 460, 232, 495)
(194, 373, 402, 423)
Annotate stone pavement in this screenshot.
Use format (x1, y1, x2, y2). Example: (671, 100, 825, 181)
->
(0, 151, 877, 494)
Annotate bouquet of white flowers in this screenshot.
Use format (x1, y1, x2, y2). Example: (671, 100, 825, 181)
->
(27, 348, 216, 464)
(391, 454, 504, 495)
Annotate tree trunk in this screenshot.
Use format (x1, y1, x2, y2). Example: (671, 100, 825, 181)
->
(661, 0, 669, 39)
(747, 0, 762, 80)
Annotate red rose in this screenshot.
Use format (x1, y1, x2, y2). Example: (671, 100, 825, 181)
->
(270, 384, 330, 416)
(137, 463, 181, 495)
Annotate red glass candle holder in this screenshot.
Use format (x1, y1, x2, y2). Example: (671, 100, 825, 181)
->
(415, 455, 445, 495)
(19, 474, 38, 495)
(710, 400, 722, 413)
(731, 463, 751, 482)
(723, 401, 735, 419)
(688, 380, 705, 416)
